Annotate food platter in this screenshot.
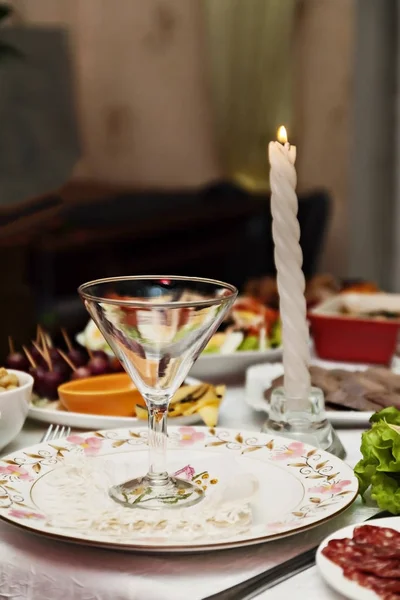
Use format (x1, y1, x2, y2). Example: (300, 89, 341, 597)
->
(245, 360, 395, 427)
(0, 426, 358, 553)
(28, 377, 207, 429)
(316, 517, 400, 600)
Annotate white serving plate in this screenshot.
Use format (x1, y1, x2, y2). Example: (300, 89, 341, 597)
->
(245, 360, 383, 427)
(189, 347, 282, 380)
(316, 517, 400, 600)
(28, 377, 204, 429)
(0, 426, 358, 553)
(28, 402, 201, 429)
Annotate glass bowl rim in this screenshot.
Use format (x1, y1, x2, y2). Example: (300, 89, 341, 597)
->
(78, 275, 238, 309)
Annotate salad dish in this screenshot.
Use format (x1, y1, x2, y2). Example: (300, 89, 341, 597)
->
(78, 296, 282, 356)
(202, 296, 281, 354)
(77, 296, 283, 380)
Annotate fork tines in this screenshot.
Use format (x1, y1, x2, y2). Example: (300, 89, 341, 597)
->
(41, 424, 71, 443)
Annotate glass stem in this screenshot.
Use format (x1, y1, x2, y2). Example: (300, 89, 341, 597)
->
(145, 396, 170, 487)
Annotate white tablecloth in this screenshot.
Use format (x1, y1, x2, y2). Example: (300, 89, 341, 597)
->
(0, 386, 370, 600)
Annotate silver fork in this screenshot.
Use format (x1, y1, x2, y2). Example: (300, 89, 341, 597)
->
(41, 424, 71, 443)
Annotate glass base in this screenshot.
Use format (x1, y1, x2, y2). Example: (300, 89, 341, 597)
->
(262, 386, 346, 460)
(109, 475, 205, 510)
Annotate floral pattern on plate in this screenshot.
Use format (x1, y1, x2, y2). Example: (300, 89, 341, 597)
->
(0, 426, 358, 552)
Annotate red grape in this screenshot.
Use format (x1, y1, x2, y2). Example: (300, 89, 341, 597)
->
(70, 366, 92, 380)
(29, 345, 44, 365)
(5, 352, 29, 371)
(49, 347, 63, 364)
(53, 361, 71, 381)
(91, 350, 109, 361)
(67, 348, 87, 367)
(40, 371, 65, 400)
(87, 357, 110, 376)
(29, 366, 46, 395)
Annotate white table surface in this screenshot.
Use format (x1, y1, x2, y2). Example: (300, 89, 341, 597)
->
(0, 385, 372, 600)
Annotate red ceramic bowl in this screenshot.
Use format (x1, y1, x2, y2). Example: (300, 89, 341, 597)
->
(308, 293, 400, 365)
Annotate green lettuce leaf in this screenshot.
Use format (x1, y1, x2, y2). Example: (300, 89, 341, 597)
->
(359, 421, 400, 472)
(369, 472, 400, 514)
(237, 336, 258, 351)
(370, 406, 400, 425)
(269, 320, 282, 348)
(354, 407, 400, 513)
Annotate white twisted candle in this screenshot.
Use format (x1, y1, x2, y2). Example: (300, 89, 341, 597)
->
(269, 133, 311, 405)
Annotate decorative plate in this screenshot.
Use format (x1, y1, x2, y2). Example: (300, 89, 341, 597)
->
(245, 360, 380, 427)
(27, 377, 203, 429)
(316, 517, 400, 600)
(0, 426, 358, 553)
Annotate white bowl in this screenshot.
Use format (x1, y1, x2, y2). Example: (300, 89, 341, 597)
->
(0, 370, 33, 451)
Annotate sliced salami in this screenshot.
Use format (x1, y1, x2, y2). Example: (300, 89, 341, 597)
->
(322, 525, 400, 599)
(344, 567, 400, 597)
(323, 537, 400, 560)
(353, 525, 400, 549)
(323, 542, 400, 578)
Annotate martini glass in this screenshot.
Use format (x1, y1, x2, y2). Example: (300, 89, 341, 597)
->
(79, 276, 237, 510)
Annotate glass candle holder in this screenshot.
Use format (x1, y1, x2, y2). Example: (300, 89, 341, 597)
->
(262, 386, 346, 459)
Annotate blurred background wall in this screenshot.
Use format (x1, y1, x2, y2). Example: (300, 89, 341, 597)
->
(294, 0, 354, 277)
(11, 0, 355, 276)
(349, 0, 397, 291)
(12, 0, 221, 188)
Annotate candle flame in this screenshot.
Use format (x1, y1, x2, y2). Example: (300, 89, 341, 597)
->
(277, 126, 288, 144)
